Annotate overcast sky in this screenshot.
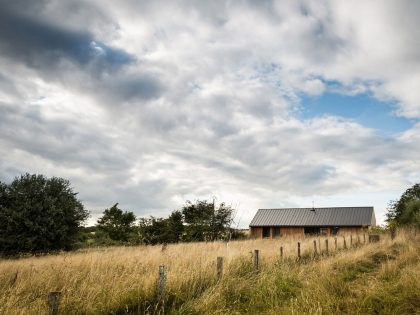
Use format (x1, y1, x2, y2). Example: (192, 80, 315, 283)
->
(1, 0, 419, 226)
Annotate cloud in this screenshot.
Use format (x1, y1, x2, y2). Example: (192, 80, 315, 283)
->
(0, 6, 132, 71)
(0, 1, 164, 105)
(0, 0, 419, 226)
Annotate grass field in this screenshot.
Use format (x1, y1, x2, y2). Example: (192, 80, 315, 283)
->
(1, 230, 419, 314)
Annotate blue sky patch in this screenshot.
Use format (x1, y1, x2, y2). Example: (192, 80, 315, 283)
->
(299, 92, 414, 135)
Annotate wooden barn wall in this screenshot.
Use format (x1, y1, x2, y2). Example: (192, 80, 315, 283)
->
(250, 227, 262, 238)
(250, 226, 368, 239)
(250, 227, 304, 239)
(280, 227, 305, 237)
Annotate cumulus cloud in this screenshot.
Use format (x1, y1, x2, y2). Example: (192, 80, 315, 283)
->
(0, 0, 419, 225)
(0, 6, 131, 70)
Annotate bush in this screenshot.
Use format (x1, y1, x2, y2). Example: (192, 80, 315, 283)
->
(0, 174, 88, 255)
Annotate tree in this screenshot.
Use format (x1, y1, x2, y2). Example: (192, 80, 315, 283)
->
(96, 204, 136, 242)
(138, 217, 168, 245)
(399, 200, 420, 229)
(387, 183, 420, 227)
(0, 174, 89, 255)
(181, 199, 234, 241)
(182, 200, 214, 242)
(138, 210, 184, 245)
(167, 210, 184, 242)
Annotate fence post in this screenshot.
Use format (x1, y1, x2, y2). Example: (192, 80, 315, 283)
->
(364, 233, 366, 244)
(217, 256, 223, 280)
(391, 228, 396, 240)
(253, 250, 259, 273)
(325, 239, 329, 256)
(343, 236, 347, 249)
(357, 234, 360, 245)
(297, 242, 301, 260)
(313, 240, 317, 257)
(280, 246, 283, 259)
(48, 292, 61, 315)
(318, 238, 321, 252)
(334, 237, 337, 251)
(350, 235, 353, 247)
(158, 265, 166, 300)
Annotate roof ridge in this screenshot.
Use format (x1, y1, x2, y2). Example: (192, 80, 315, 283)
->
(258, 206, 373, 210)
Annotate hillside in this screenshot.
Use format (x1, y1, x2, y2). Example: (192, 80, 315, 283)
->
(0, 230, 419, 314)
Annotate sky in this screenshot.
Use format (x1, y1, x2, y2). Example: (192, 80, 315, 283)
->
(0, 0, 419, 227)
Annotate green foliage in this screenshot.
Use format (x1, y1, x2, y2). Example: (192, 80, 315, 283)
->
(96, 204, 136, 242)
(387, 183, 420, 227)
(137, 200, 236, 244)
(138, 210, 184, 245)
(167, 210, 184, 242)
(369, 225, 389, 234)
(181, 199, 234, 242)
(0, 173, 88, 255)
(229, 228, 248, 240)
(399, 200, 420, 229)
(73, 226, 120, 247)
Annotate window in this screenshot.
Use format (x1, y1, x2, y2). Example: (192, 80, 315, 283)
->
(272, 227, 281, 238)
(262, 227, 270, 238)
(320, 228, 329, 236)
(304, 227, 320, 235)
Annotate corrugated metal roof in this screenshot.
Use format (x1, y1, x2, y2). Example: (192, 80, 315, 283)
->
(249, 207, 375, 227)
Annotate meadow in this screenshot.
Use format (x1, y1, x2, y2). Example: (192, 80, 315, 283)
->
(0, 230, 419, 314)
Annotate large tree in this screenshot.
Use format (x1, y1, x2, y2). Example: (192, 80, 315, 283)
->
(387, 183, 420, 227)
(0, 174, 89, 254)
(181, 199, 234, 241)
(96, 204, 136, 242)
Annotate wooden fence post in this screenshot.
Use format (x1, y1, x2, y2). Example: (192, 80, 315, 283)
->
(350, 235, 353, 247)
(364, 233, 366, 244)
(357, 234, 360, 245)
(343, 236, 347, 249)
(280, 246, 283, 259)
(297, 242, 301, 260)
(334, 237, 337, 251)
(313, 240, 317, 257)
(217, 257, 223, 280)
(391, 228, 396, 240)
(253, 250, 259, 273)
(48, 292, 61, 315)
(318, 239, 321, 252)
(325, 239, 329, 256)
(158, 265, 166, 299)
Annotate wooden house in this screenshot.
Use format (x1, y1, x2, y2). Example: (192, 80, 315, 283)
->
(249, 207, 376, 238)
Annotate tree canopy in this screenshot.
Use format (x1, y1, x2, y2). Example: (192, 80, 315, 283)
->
(387, 183, 420, 228)
(0, 174, 88, 255)
(136, 199, 236, 244)
(96, 204, 137, 242)
(181, 199, 234, 242)
(138, 210, 184, 245)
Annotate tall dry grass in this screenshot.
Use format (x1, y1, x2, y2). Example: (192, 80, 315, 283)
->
(0, 231, 418, 314)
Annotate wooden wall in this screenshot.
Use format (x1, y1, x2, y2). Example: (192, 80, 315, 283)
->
(250, 227, 262, 238)
(249, 226, 304, 239)
(249, 226, 368, 239)
(280, 227, 305, 237)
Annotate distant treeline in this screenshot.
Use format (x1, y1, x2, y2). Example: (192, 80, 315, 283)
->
(1, 173, 419, 255)
(0, 174, 245, 256)
(83, 200, 246, 247)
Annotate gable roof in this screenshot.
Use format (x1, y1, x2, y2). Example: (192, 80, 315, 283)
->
(249, 207, 375, 227)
